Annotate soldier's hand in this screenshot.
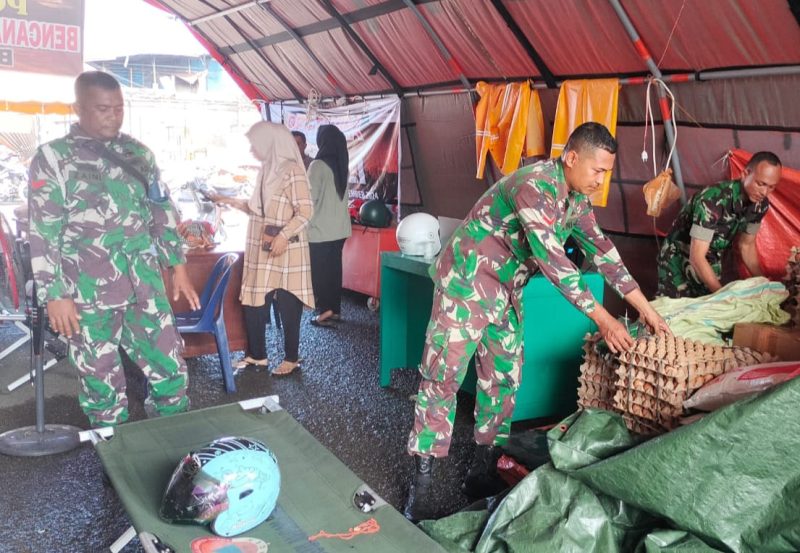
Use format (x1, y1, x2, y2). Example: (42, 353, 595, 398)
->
(47, 298, 81, 338)
(639, 307, 671, 336)
(268, 234, 289, 257)
(594, 309, 634, 354)
(172, 264, 201, 311)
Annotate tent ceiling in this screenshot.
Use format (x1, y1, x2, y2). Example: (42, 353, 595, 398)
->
(150, 0, 800, 101)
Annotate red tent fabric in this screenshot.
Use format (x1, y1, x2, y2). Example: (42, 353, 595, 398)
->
(148, 0, 800, 103)
(729, 149, 800, 280)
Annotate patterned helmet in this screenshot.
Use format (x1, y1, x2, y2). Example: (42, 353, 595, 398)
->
(159, 437, 280, 537)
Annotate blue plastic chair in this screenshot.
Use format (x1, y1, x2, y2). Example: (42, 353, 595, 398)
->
(175, 252, 240, 393)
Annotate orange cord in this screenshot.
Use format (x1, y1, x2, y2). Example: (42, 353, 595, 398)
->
(308, 518, 380, 541)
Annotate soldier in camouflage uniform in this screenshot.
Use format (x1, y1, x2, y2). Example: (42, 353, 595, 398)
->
(403, 123, 670, 522)
(656, 152, 782, 298)
(28, 71, 200, 427)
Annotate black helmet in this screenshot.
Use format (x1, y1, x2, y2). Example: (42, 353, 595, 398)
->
(359, 199, 393, 228)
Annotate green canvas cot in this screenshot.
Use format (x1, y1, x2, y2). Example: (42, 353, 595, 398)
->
(91, 397, 447, 553)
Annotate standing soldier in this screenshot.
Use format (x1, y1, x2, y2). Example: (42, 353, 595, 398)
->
(656, 151, 782, 298)
(27, 71, 200, 427)
(403, 122, 670, 522)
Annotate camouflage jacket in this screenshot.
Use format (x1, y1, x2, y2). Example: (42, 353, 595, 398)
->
(28, 124, 185, 309)
(433, 158, 639, 322)
(661, 179, 767, 264)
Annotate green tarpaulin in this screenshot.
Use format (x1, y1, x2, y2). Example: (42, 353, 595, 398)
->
(422, 378, 800, 553)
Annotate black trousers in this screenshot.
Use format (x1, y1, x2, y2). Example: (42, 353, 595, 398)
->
(243, 289, 303, 362)
(309, 238, 346, 315)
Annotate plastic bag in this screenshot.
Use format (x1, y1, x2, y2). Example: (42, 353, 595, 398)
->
(684, 361, 800, 411)
(643, 169, 681, 217)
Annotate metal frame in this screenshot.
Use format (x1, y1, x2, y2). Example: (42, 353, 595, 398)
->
(607, 0, 688, 203)
(217, 0, 438, 55)
(256, 1, 347, 97)
(317, 0, 403, 96)
(187, 0, 270, 26)
(401, 0, 471, 92)
(188, 0, 304, 102)
(789, 0, 800, 28)
(489, 0, 556, 88)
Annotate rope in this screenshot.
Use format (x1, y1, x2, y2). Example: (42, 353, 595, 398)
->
(656, 0, 688, 69)
(643, 78, 678, 174)
(643, 78, 678, 249)
(308, 518, 381, 541)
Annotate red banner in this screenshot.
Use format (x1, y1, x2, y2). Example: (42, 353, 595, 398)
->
(271, 98, 402, 205)
(0, 0, 84, 76)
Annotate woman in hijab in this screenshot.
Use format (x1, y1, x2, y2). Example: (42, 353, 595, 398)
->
(208, 122, 314, 375)
(307, 125, 351, 327)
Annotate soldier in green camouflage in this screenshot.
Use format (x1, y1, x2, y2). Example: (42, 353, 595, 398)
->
(656, 151, 782, 298)
(403, 123, 670, 522)
(28, 71, 200, 427)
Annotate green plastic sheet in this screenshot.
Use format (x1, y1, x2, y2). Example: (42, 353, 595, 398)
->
(421, 378, 800, 552)
(635, 531, 725, 553)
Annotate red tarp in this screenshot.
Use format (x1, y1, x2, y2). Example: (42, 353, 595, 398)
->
(729, 149, 800, 280)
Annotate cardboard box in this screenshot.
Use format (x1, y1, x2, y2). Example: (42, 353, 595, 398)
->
(732, 323, 800, 361)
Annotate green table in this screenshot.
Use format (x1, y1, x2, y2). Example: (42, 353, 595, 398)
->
(380, 251, 603, 421)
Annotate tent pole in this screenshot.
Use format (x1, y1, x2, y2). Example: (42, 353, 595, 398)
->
(697, 65, 800, 80)
(608, 0, 687, 204)
(276, 63, 800, 102)
(187, 0, 269, 26)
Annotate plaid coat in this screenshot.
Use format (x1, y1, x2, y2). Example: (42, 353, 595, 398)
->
(240, 165, 315, 308)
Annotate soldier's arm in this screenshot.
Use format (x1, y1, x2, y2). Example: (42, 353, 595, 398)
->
(28, 147, 73, 303)
(143, 151, 186, 268)
(28, 148, 82, 337)
(516, 184, 597, 315)
(738, 232, 762, 277)
(572, 203, 670, 340)
(686, 188, 723, 291)
(571, 200, 639, 298)
(688, 236, 722, 292)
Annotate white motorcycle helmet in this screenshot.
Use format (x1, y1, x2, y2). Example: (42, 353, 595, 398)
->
(396, 213, 441, 257)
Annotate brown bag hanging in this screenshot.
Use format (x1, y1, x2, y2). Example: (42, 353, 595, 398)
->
(643, 168, 681, 217)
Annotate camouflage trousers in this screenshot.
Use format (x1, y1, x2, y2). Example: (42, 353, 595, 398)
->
(69, 295, 189, 427)
(656, 241, 721, 298)
(407, 287, 523, 458)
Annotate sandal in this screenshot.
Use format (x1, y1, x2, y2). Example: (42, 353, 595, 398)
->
(311, 310, 337, 327)
(310, 316, 335, 327)
(234, 356, 268, 370)
(272, 360, 300, 376)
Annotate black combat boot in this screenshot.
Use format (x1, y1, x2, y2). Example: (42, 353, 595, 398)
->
(402, 455, 437, 523)
(461, 444, 508, 498)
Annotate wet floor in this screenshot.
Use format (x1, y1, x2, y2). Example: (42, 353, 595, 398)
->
(0, 292, 481, 552)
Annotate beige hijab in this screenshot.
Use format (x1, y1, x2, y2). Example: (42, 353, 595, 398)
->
(246, 121, 306, 216)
